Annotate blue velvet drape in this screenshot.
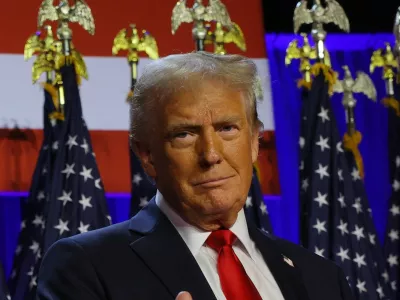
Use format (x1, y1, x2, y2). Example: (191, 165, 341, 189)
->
(267, 33, 395, 245)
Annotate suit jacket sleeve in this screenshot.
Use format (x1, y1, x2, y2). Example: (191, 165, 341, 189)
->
(36, 238, 106, 300)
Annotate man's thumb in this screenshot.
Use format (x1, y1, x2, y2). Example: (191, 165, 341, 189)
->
(175, 291, 193, 300)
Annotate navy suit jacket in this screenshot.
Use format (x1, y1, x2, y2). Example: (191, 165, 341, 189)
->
(36, 199, 355, 300)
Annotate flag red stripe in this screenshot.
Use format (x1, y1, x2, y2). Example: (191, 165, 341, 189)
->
(0, 129, 278, 194)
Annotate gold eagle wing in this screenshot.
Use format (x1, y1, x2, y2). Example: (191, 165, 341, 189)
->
(171, 0, 192, 34)
(324, 0, 350, 32)
(37, 0, 58, 27)
(285, 40, 301, 65)
(369, 50, 385, 73)
(224, 23, 246, 51)
(24, 34, 43, 61)
(112, 29, 129, 55)
(352, 72, 377, 101)
(205, 0, 231, 26)
(70, 0, 95, 35)
(138, 31, 159, 59)
(293, 0, 312, 33)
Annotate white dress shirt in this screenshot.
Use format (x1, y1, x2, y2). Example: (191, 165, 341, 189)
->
(155, 191, 285, 300)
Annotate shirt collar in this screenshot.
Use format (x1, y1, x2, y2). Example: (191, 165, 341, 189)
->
(155, 190, 254, 258)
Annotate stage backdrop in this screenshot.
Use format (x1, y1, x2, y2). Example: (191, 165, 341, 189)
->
(0, 0, 279, 196)
(267, 33, 394, 244)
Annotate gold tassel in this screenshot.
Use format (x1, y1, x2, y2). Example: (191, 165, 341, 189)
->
(40, 82, 59, 110)
(297, 79, 312, 90)
(382, 97, 400, 116)
(48, 111, 65, 121)
(343, 131, 364, 179)
(310, 63, 337, 95)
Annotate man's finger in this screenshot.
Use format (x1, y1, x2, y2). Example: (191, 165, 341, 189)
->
(175, 291, 193, 300)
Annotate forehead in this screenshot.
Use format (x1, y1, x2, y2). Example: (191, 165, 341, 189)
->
(162, 80, 247, 121)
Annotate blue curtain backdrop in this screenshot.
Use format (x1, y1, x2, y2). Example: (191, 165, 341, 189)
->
(0, 33, 395, 280)
(267, 33, 394, 245)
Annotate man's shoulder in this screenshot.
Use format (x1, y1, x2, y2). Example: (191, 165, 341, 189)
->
(53, 219, 132, 251)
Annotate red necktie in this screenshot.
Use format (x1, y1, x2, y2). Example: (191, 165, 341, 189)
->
(206, 230, 262, 300)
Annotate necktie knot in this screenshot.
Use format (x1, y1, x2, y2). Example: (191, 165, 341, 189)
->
(206, 229, 237, 252)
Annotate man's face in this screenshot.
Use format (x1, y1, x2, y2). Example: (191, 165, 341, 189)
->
(137, 80, 259, 230)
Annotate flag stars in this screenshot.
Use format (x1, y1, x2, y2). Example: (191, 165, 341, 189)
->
(54, 219, 70, 235)
(337, 193, 346, 208)
(338, 169, 344, 181)
(314, 247, 325, 257)
(61, 163, 75, 178)
(58, 190, 72, 206)
(315, 164, 329, 180)
(314, 192, 329, 207)
(313, 219, 327, 234)
(396, 156, 400, 168)
(139, 197, 149, 207)
(29, 276, 37, 290)
(301, 178, 309, 191)
(390, 204, 400, 216)
(376, 284, 385, 299)
(351, 168, 361, 181)
(337, 220, 349, 235)
(388, 229, 399, 242)
(318, 107, 330, 123)
(336, 247, 350, 262)
(299, 136, 305, 149)
(353, 253, 367, 268)
(352, 225, 365, 241)
(316, 135, 330, 152)
(352, 198, 363, 214)
(245, 196, 253, 208)
(391, 281, 397, 291)
(133, 173, 143, 185)
(79, 194, 92, 211)
(356, 279, 367, 294)
(80, 165, 93, 182)
(95, 178, 102, 190)
(66, 135, 78, 149)
(37, 191, 45, 201)
(32, 215, 45, 229)
(78, 222, 90, 234)
(336, 142, 344, 153)
(387, 254, 398, 267)
(260, 202, 268, 215)
(81, 138, 90, 154)
(382, 271, 389, 283)
(392, 179, 400, 192)
(29, 241, 40, 254)
(52, 141, 59, 150)
(368, 233, 376, 245)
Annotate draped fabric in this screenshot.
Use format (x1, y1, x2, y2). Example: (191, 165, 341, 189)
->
(267, 33, 394, 244)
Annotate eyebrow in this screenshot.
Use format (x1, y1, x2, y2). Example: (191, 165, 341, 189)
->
(166, 116, 244, 132)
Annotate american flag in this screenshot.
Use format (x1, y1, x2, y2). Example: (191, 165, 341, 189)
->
(129, 148, 156, 217)
(0, 261, 10, 300)
(383, 81, 400, 297)
(41, 63, 112, 254)
(244, 167, 273, 233)
(7, 81, 60, 300)
(299, 71, 393, 299)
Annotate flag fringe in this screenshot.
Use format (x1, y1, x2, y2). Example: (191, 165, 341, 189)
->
(343, 131, 364, 179)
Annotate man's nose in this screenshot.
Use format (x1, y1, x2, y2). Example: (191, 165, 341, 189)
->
(197, 130, 223, 167)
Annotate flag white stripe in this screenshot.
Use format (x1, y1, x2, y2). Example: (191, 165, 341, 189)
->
(0, 55, 274, 131)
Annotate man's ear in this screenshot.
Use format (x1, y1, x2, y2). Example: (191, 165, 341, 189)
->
(133, 140, 157, 178)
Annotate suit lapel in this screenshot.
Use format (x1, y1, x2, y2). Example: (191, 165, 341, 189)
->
(128, 199, 216, 300)
(248, 222, 310, 300)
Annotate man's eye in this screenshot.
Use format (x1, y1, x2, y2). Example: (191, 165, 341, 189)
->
(174, 132, 189, 139)
(220, 125, 235, 132)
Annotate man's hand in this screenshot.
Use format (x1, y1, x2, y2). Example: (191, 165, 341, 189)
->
(175, 291, 193, 300)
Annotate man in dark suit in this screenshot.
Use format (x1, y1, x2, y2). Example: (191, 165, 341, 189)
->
(37, 52, 355, 300)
